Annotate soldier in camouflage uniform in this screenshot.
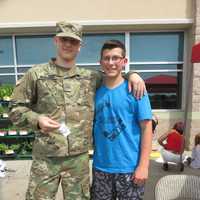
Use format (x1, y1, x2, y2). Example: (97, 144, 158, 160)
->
(9, 21, 145, 200)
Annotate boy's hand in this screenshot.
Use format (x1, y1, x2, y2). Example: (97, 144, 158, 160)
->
(132, 165, 148, 186)
(128, 73, 146, 99)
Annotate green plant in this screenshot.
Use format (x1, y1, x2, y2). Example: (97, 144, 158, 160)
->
(0, 84, 14, 100)
(0, 105, 9, 118)
(0, 143, 9, 152)
(0, 105, 5, 115)
(10, 144, 21, 152)
(19, 142, 33, 155)
(7, 125, 18, 131)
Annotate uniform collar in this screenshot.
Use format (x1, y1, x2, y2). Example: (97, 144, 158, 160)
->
(49, 58, 80, 77)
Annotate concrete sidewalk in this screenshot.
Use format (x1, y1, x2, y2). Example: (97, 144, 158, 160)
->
(0, 155, 199, 200)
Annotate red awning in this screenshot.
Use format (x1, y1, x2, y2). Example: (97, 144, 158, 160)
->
(191, 42, 200, 63)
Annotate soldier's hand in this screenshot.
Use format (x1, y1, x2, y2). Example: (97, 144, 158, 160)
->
(38, 116, 60, 134)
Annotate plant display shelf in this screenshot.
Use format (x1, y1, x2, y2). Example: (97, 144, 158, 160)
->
(0, 153, 33, 160)
(0, 118, 35, 160)
(0, 134, 35, 140)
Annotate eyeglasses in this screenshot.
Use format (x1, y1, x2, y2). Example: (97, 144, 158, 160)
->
(101, 56, 124, 63)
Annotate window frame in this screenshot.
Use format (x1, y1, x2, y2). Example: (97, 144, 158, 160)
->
(0, 30, 186, 110)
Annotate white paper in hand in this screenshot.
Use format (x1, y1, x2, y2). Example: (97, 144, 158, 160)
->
(59, 122, 71, 137)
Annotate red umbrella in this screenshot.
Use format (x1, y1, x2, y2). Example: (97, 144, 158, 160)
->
(191, 42, 200, 63)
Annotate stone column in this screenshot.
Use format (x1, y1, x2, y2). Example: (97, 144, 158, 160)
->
(185, 0, 200, 149)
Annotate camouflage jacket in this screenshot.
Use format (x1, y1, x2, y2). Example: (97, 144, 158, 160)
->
(9, 59, 102, 157)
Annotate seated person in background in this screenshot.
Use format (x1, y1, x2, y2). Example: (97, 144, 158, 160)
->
(151, 114, 158, 151)
(187, 133, 200, 169)
(152, 114, 158, 134)
(158, 121, 185, 171)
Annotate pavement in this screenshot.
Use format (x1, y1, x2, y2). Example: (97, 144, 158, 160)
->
(0, 144, 199, 200)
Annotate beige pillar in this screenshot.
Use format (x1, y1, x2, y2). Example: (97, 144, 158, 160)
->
(185, 0, 200, 149)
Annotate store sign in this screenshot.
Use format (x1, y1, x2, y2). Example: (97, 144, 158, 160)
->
(191, 42, 200, 63)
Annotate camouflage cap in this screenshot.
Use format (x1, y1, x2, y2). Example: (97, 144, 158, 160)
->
(56, 21, 82, 41)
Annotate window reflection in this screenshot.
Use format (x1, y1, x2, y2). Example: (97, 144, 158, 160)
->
(130, 32, 184, 62)
(0, 32, 184, 110)
(16, 35, 55, 65)
(77, 33, 125, 63)
(0, 75, 15, 85)
(144, 72, 182, 109)
(0, 37, 14, 65)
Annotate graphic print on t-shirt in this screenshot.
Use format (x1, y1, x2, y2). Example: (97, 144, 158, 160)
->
(95, 100, 126, 141)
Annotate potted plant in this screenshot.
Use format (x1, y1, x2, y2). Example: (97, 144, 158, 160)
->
(0, 143, 9, 155)
(0, 84, 14, 101)
(0, 144, 20, 156)
(0, 106, 9, 118)
(0, 105, 5, 118)
(9, 144, 21, 154)
(19, 141, 33, 155)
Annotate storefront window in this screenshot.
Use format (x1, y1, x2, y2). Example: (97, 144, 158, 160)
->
(0, 36, 14, 65)
(0, 31, 184, 109)
(130, 70, 182, 109)
(77, 33, 124, 66)
(16, 35, 55, 65)
(0, 75, 15, 84)
(130, 32, 183, 62)
(130, 32, 184, 109)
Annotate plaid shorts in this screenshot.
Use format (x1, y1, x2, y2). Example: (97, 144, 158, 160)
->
(91, 168, 145, 200)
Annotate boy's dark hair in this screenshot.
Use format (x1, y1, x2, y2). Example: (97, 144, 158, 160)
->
(100, 40, 126, 59)
(173, 121, 184, 135)
(194, 133, 200, 146)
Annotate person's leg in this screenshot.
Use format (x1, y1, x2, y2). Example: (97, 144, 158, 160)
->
(91, 168, 116, 200)
(26, 157, 60, 200)
(114, 173, 145, 200)
(61, 153, 90, 200)
(161, 148, 180, 163)
(160, 148, 169, 170)
(161, 148, 185, 171)
(186, 157, 192, 165)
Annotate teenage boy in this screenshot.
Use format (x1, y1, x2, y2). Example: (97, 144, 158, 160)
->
(9, 22, 146, 200)
(91, 40, 153, 200)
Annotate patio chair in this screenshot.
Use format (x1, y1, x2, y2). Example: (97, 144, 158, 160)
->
(155, 174, 200, 200)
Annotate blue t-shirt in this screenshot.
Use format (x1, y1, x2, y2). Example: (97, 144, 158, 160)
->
(93, 80, 152, 173)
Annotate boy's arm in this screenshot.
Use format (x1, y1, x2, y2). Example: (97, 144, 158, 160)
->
(132, 120, 152, 185)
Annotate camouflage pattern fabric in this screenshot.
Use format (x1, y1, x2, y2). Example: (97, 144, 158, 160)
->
(56, 21, 82, 41)
(9, 59, 102, 199)
(9, 59, 102, 157)
(26, 153, 89, 200)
